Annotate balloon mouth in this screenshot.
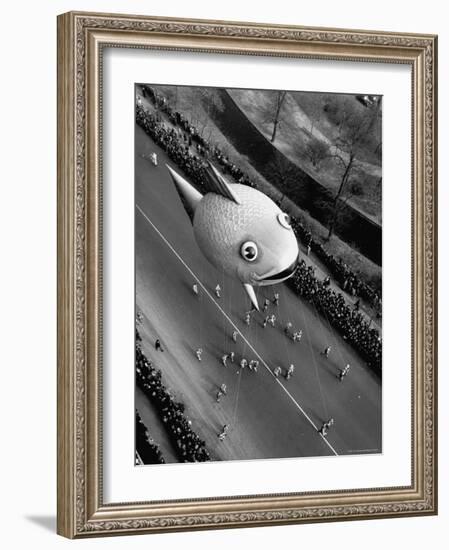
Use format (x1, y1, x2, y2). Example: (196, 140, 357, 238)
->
(259, 255, 299, 283)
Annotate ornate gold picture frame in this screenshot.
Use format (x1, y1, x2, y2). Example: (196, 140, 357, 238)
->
(57, 11, 437, 538)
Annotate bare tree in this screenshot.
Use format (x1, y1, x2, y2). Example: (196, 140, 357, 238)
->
(305, 98, 323, 135)
(326, 99, 379, 240)
(304, 137, 329, 170)
(261, 91, 288, 143)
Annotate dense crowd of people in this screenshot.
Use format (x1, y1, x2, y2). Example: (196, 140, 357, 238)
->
(141, 86, 255, 188)
(288, 260, 382, 374)
(135, 410, 165, 464)
(136, 88, 382, 373)
(290, 217, 381, 309)
(136, 335, 211, 463)
(137, 86, 381, 310)
(137, 105, 206, 191)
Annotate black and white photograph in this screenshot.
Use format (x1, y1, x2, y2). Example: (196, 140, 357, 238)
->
(134, 83, 382, 465)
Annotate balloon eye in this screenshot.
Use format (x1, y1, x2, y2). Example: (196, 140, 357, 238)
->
(277, 212, 292, 229)
(240, 241, 258, 262)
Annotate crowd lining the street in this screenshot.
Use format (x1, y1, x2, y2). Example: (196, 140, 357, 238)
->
(288, 260, 381, 374)
(136, 331, 211, 463)
(135, 410, 165, 464)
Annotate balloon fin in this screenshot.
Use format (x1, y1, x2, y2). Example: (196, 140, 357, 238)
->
(203, 161, 241, 204)
(166, 164, 203, 222)
(243, 284, 259, 311)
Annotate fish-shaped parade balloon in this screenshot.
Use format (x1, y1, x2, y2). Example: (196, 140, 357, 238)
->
(166, 162, 299, 311)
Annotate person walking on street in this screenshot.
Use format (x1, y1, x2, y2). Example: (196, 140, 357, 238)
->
(286, 364, 295, 380)
(195, 348, 203, 361)
(229, 351, 235, 363)
(221, 354, 229, 367)
(322, 346, 331, 358)
(339, 363, 350, 381)
(262, 298, 270, 312)
(273, 366, 282, 378)
(216, 383, 227, 403)
(216, 389, 224, 402)
(237, 358, 248, 374)
(215, 284, 221, 298)
(155, 339, 164, 352)
(272, 292, 280, 306)
(232, 330, 238, 343)
(192, 283, 199, 296)
(318, 418, 334, 436)
(218, 424, 229, 441)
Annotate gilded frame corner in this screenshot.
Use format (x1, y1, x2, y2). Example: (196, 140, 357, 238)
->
(57, 10, 438, 539)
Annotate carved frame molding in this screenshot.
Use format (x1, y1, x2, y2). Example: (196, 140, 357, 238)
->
(57, 11, 437, 538)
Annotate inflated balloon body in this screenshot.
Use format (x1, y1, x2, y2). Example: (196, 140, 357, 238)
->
(166, 163, 299, 310)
